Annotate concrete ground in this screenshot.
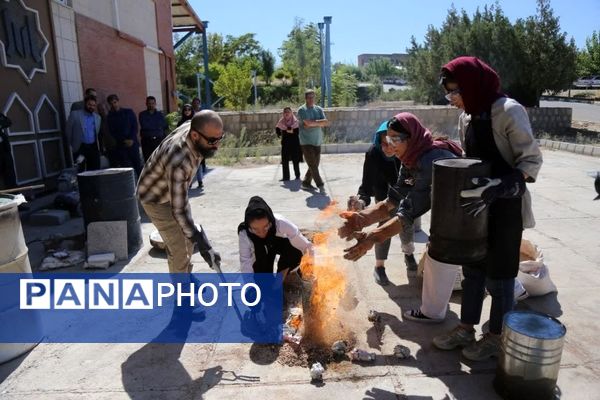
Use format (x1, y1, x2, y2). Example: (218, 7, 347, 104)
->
(1, 149, 599, 399)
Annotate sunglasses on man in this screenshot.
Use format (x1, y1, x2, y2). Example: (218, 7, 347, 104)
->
(195, 129, 225, 145)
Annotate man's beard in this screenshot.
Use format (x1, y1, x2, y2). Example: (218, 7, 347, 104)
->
(196, 143, 217, 159)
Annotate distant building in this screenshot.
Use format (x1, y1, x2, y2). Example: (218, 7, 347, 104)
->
(357, 53, 408, 67)
(0, 0, 203, 190)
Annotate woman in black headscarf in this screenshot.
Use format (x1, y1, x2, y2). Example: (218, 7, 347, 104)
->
(238, 196, 313, 277)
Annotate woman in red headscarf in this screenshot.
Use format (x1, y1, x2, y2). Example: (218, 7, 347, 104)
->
(338, 112, 463, 283)
(432, 56, 543, 361)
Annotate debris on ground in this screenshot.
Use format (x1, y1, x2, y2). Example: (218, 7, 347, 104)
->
(39, 250, 85, 270)
(367, 309, 380, 323)
(84, 252, 116, 269)
(310, 362, 324, 381)
(393, 344, 411, 359)
(349, 348, 376, 362)
(283, 307, 304, 345)
(331, 340, 347, 356)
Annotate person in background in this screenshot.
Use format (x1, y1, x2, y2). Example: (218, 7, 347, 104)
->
(97, 102, 119, 168)
(297, 89, 330, 195)
(70, 88, 97, 113)
(177, 104, 194, 128)
(178, 104, 203, 190)
(65, 95, 101, 171)
(275, 107, 302, 181)
(107, 94, 142, 176)
(191, 98, 208, 182)
(139, 96, 167, 162)
(238, 196, 313, 279)
(191, 97, 202, 113)
(347, 121, 420, 285)
(432, 56, 542, 361)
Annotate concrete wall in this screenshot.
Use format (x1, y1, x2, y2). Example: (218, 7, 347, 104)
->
(218, 106, 572, 142)
(51, 1, 83, 116)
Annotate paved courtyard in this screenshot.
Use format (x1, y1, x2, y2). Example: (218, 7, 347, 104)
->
(1, 149, 599, 399)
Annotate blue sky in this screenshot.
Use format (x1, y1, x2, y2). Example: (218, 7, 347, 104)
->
(189, 0, 599, 65)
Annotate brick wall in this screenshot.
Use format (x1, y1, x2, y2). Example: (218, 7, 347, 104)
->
(218, 106, 572, 142)
(75, 13, 147, 115)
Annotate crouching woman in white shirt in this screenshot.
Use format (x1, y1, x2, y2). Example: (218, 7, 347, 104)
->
(238, 196, 313, 277)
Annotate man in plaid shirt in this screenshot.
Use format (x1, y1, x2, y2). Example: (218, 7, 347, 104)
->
(137, 110, 224, 274)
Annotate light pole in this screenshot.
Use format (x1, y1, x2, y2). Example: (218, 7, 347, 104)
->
(318, 22, 325, 107)
(201, 21, 211, 109)
(251, 70, 258, 111)
(324, 16, 332, 108)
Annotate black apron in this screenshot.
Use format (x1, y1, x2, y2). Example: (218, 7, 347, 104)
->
(465, 114, 523, 279)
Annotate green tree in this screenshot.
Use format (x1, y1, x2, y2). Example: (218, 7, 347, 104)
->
(405, 1, 577, 107)
(213, 61, 253, 110)
(222, 33, 261, 64)
(577, 31, 600, 76)
(364, 58, 397, 80)
(334, 63, 364, 81)
(279, 19, 321, 97)
(510, 0, 577, 105)
(332, 70, 358, 106)
(260, 49, 276, 85)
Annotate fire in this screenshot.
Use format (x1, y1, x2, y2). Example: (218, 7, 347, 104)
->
(299, 202, 350, 345)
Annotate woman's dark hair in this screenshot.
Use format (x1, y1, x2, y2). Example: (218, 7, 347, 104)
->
(283, 106, 292, 112)
(246, 208, 269, 223)
(439, 70, 456, 89)
(182, 104, 192, 112)
(387, 117, 410, 137)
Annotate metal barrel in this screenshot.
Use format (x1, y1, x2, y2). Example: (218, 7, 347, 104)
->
(494, 310, 566, 400)
(77, 168, 142, 254)
(429, 158, 490, 264)
(0, 194, 43, 364)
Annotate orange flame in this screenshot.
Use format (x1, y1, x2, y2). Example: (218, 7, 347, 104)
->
(299, 201, 349, 345)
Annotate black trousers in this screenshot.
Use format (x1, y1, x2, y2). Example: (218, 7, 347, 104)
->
(75, 143, 101, 171)
(141, 136, 164, 162)
(252, 237, 303, 274)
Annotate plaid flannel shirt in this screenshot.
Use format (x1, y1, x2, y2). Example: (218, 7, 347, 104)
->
(136, 121, 201, 238)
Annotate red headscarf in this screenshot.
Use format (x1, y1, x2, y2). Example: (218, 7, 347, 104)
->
(441, 56, 504, 116)
(392, 112, 463, 169)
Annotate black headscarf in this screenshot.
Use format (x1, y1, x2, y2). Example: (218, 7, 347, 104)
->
(238, 196, 278, 256)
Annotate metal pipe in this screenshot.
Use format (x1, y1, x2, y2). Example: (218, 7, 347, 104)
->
(318, 22, 325, 107)
(201, 21, 211, 109)
(324, 16, 332, 107)
(112, 0, 120, 31)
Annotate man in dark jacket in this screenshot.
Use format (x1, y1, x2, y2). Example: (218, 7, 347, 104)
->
(107, 94, 141, 176)
(139, 96, 167, 162)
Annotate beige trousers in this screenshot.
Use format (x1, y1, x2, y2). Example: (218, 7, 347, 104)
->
(142, 202, 194, 273)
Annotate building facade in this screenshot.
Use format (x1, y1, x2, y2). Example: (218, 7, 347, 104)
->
(0, 0, 202, 190)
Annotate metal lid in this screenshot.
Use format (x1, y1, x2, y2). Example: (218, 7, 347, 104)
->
(433, 157, 483, 168)
(504, 310, 566, 340)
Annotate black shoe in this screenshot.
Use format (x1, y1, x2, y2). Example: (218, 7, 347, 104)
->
(405, 254, 418, 272)
(373, 267, 390, 286)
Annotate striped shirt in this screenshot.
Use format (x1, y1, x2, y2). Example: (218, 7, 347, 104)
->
(136, 121, 202, 238)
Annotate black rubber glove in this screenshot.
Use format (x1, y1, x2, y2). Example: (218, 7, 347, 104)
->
(460, 169, 526, 217)
(192, 226, 221, 270)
